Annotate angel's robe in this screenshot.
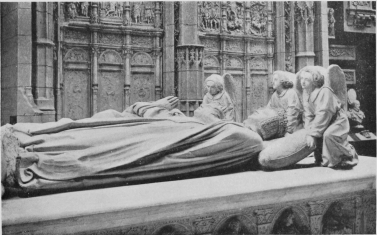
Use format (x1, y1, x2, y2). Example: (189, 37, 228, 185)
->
(8, 102, 263, 194)
(202, 90, 235, 122)
(266, 89, 303, 134)
(303, 86, 358, 167)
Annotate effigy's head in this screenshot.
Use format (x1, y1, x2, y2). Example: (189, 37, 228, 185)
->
(194, 103, 224, 124)
(205, 74, 224, 96)
(297, 67, 324, 89)
(272, 71, 294, 90)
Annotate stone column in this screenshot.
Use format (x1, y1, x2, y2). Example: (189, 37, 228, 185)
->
(123, 33, 132, 108)
(294, 1, 316, 71)
(1, 3, 43, 125)
(314, 1, 329, 67)
(162, 2, 175, 97)
(34, 2, 56, 122)
(122, 2, 130, 25)
(177, 2, 204, 116)
(274, 2, 285, 71)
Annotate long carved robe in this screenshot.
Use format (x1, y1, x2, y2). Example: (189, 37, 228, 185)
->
(303, 87, 358, 167)
(202, 90, 235, 122)
(267, 89, 303, 134)
(9, 102, 263, 194)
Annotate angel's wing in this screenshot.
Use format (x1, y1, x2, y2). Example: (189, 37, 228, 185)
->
(326, 65, 348, 110)
(347, 88, 357, 106)
(223, 73, 238, 122)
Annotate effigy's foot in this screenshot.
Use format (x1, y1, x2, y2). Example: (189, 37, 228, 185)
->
(151, 96, 179, 111)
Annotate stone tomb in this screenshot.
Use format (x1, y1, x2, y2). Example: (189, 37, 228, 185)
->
(2, 156, 376, 234)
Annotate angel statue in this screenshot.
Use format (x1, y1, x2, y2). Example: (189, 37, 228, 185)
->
(296, 65, 358, 168)
(202, 74, 236, 122)
(267, 71, 304, 135)
(347, 89, 371, 138)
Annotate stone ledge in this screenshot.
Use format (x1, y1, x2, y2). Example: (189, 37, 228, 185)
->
(2, 156, 376, 234)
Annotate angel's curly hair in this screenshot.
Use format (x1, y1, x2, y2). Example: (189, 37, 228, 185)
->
(205, 74, 224, 92)
(273, 71, 294, 89)
(297, 67, 324, 88)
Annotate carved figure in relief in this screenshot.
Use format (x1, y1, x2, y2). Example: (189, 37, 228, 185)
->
(322, 202, 353, 234)
(144, 3, 154, 24)
(328, 8, 336, 37)
(272, 209, 309, 234)
(297, 66, 358, 168)
(346, 89, 371, 138)
(1, 96, 264, 196)
(225, 1, 243, 33)
(67, 2, 77, 19)
(81, 2, 89, 17)
(267, 71, 303, 135)
(249, 2, 267, 36)
(202, 74, 235, 122)
(133, 3, 141, 23)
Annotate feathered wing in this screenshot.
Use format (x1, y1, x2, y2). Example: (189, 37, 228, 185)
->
(223, 73, 238, 122)
(326, 65, 348, 110)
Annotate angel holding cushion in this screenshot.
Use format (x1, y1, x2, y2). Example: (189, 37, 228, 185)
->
(297, 66, 358, 168)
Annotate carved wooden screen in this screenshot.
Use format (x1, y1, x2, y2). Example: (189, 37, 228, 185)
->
(199, 1, 274, 121)
(58, 2, 163, 120)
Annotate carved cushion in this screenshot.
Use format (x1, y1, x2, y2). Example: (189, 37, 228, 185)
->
(258, 129, 314, 169)
(243, 107, 287, 140)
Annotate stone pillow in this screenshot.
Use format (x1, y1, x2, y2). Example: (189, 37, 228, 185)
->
(243, 107, 287, 140)
(258, 129, 314, 170)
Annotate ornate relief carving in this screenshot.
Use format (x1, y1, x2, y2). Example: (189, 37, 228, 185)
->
(310, 215, 322, 234)
(198, 2, 221, 32)
(225, 56, 243, 68)
(176, 46, 204, 68)
(343, 69, 356, 84)
(98, 33, 123, 45)
(130, 2, 156, 24)
(65, 71, 88, 120)
(203, 55, 220, 67)
(65, 3, 78, 19)
(223, 1, 244, 34)
(255, 208, 274, 224)
(308, 200, 327, 216)
(100, 2, 123, 18)
(132, 74, 153, 102)
(64, 48, 89, 62)
(131, 52, 153, 65)
(363, 195, 376, 234)
(248, 2, 268, 36)
(99, 73, 123, 112)
(249, 57, 267, 70)
(285, 2, 294, 72)
(329, 46, 356, 60)
(193, 216, 215, 234)
(131, 36, 153, 47)
(225, 40, 243, 51)
(125, 226, 148, 235)
(201, 38, 219, 50)
(64, 29, 90, 43)
(249, 41, 267, 54)
(294, 1, 315, 25)
(99, 50, 122, 64)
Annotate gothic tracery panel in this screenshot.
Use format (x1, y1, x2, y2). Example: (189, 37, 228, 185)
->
(131, 74, 155, 103)
(64, 70, 90, 120)
(98, 72, 124, 112)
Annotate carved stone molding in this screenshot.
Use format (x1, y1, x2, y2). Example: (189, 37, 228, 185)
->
(329, 45, 356, 60)
(343, 69, 356, 84)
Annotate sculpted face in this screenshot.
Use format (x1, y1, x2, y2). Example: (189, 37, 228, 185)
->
(206, 81, 219, 96)
(272, 74, 281, 90)
(300, 72, 314, 90)
(354, 100, 360, 110)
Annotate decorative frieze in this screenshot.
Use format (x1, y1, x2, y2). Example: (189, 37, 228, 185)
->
(131, 36, 153, 48)
(98, 33, 123, 45)
(249, 57, 267, 70)
(201, 38, 220, 50)
(198, 2, 221, 33)
(225, 40, 243, 52)
(344, 1, 376, 33)
(64, 29, 90, 43)
(329, 45, 356, 60)
(249, 2, 268, 36)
